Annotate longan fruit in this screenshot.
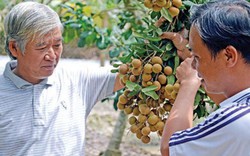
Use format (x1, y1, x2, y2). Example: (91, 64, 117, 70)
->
(164, 66, 173, 75)
(118, 94, 128, 104)
(152, 64, 162, 74)
(152, 4, 162, 12)
(151, 56, 163, 65)
(147, 114, 159, 125)
(141, 126, 151, 136)
(155, 0, 167, 7)
(144, 0, 153, 8)
(172, 0, 182, 8)
(119, 64, 129, 75)
(142, 73, 152, 82)
(129, 116, 137, 125)
(131, 59, 142, 68)
(155, 121, 165, 131)
(143, 63, 153, 74)
(158, 74, 167, 85)
(153, 81, 161, 91)
(141, 135, 151, 144)
(168, 6, 180, 17)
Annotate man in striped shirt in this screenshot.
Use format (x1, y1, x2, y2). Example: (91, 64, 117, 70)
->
(0, 2, 123, 156)
(161, 0, 250, 155)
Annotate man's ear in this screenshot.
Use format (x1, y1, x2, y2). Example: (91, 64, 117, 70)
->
(223, 45, 238, 67)
(8, 41, 19, 58)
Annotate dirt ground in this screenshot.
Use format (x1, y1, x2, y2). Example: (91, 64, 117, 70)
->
(85, 100, 162, 156)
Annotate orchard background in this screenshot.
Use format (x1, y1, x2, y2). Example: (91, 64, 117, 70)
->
(1, 0, 244, 155)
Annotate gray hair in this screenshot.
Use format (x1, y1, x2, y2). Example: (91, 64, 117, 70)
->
(190, 0, 250, 63)
(4, 1, 63, 60)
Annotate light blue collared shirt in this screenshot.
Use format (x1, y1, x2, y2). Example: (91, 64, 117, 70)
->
(0, 60, 115, 156)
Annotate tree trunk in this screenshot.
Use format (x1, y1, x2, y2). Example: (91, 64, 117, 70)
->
(101, 111, 127, 156)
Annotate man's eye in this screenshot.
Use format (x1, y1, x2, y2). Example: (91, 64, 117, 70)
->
(54, 44, 61, 48)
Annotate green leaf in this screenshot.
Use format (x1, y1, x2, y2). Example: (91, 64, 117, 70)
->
(126, 81, 141, 91)
(147, 43, 164, 53)
(109, 48, 121, 58)
(167, 75, 176, 85)
(160, 8, 173, 23)
(96, 36, 109, 50)
(119, 53, 132, 64)
(173, 55, 180, 74)
(78, 37, 85, 47)
(194, 93, 201, 106)
(133, 32, 161, 42)
(111, 69, 119, 73)
(165, 42, 174, 51)
(122, 29, 133, 40)
(128, 90, 140, 97)
(143, 90, 159, 100)
(141, 85, 158, 92)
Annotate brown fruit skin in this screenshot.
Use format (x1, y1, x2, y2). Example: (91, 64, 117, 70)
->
(142, 73, 152, 82)
(173, 82, 180, 92)
(129, 116, 137, 125)
(168, 6, 180, 17)
(132, 67, 142, 76)
(118, 94, 128, 104)
(147, 114, 159, 125)
(151, 56, 163, 65)
(139, 104, 151, 115)
(144, 0, 153, 8)
(129, 75, 137, 82)
(155, 0, 167, 7)
(152, 64, 162, 74)
(164, 0, 172, 8)
(136, 131, 143, 139)
(153, 81, 161, 91)
(141, 135, 151, 144)
(117, 102, 125, 110)
(138, 114, 147, 123)
(119, 64, 129, 75)
(163, 103, 172, 112)
(155, 121, 165, 131)
(158, 74, 167, 85)
(131, 59, 142, 68)
(165, 84, 174, 93)
(132, 106, 140, 116)
(164, 66, 173, 75)
(130, 124, 139, 133)
(124, 106, 133, 115)
(141, 126, 151, 136)
(143, 63, 153, 74)
(152, 4, 162, 12)
(172, 0, 182, 8)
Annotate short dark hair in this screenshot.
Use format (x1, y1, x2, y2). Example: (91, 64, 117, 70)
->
(190, 0, 250, 63)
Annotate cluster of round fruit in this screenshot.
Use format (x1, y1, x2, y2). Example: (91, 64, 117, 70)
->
(144, 0, 182, 17)
(117, 56, 180, 143)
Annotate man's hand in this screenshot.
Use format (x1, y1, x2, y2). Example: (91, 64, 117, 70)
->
(160, 31, 191, 60)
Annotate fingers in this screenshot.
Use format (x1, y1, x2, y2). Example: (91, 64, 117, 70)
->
(176, 57, 201, 85)
(161, 32, 188, 51)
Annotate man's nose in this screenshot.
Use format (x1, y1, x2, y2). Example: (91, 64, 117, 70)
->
(45, 47, 56, 60)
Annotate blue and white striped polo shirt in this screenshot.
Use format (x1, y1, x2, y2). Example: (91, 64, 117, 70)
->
(169, 88, 250, 156)
(0, 61, 116, 156)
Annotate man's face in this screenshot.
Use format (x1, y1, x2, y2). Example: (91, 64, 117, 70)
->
(14, 27, 63, 84)
(189, 25, 226, 94)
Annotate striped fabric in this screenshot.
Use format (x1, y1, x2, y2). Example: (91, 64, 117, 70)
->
(169, 88, 250, 156)
(0, 61, 116, 156)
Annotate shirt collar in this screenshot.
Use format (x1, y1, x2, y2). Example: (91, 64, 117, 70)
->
(3, 60, 55, 89)
(219, 88, 250, 108)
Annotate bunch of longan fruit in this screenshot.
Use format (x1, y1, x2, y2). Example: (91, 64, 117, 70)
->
(117, 56, 180, 143)
(144, 0, 182, 17)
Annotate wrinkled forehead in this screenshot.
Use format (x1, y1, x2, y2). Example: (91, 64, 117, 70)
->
(32, 27, 63, 46)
